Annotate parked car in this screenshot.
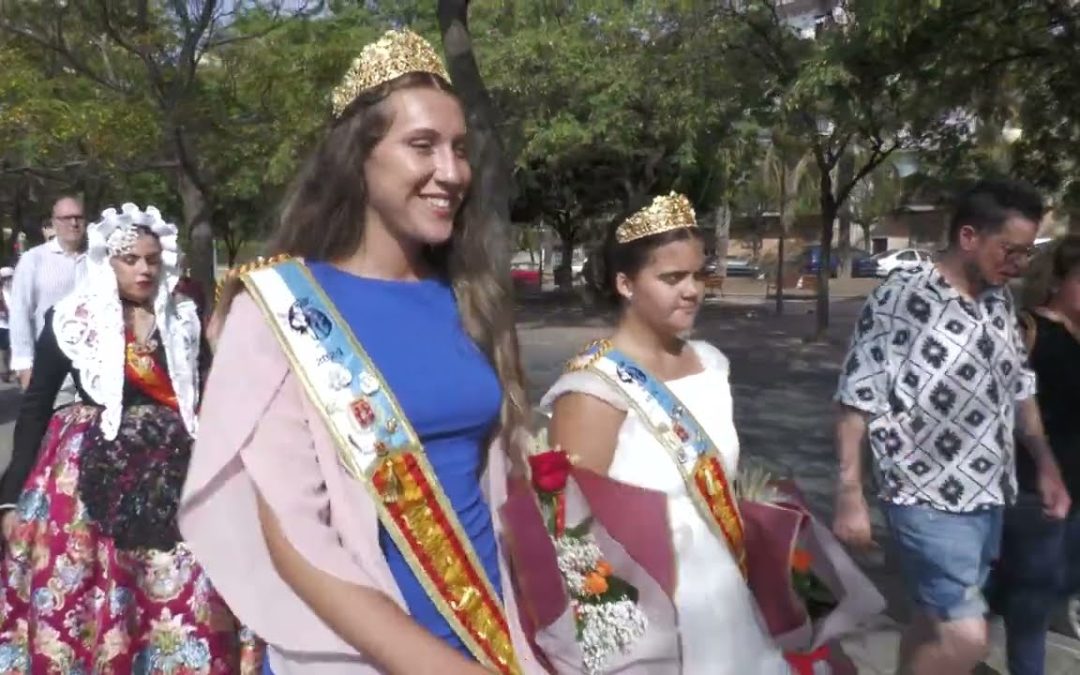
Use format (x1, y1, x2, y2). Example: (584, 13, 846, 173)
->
(851, 250, 878, 278)
(510, 260, 541, 288)
(798, 245, 874, 277)
(725, 256, 762, 278)
(872, 248, 933, 277)
(704, 255, 762, 279)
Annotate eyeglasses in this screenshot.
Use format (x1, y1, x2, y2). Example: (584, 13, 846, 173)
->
(999, 242, 1037, 262)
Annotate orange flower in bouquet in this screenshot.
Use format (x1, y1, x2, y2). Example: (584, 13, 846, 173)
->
(583, 571, 609, 596)
(790, 549, 837, 620)
(791, 548, 813, 575)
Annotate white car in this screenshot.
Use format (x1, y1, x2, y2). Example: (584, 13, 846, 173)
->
(873, 248, 934, 277)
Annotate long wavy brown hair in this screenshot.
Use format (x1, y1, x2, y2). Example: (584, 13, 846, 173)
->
(217, 72, 529, 450)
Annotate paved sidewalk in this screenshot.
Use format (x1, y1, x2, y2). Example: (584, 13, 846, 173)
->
(841, 616, 1080, 674)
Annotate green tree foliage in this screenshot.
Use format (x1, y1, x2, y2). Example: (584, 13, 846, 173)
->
(478, 1, 759, 288)
(199, 6, 379, 262)
(5, 0, 1079, 284)
(0, 0, 326, 287)
(723, 0, 993, 336)
(0, 39, 165, 250)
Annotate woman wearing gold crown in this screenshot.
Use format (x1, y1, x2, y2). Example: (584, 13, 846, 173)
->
(0, 204, 255, 672)
(179, 30, 543, 675)
(535, 194, 792, 673)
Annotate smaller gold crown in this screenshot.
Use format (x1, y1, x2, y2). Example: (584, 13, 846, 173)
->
(331, 29, 451, 117)
(615, 192, 697, 244)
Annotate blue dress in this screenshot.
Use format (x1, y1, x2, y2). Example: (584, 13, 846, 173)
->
(265, 262, 504, 672)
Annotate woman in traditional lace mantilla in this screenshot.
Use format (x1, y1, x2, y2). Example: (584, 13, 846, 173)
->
(0, 204, 256, 673)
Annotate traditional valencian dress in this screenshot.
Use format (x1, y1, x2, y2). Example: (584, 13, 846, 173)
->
(536, 340, 793, 674)
(0, 205, 256, 673)
(179, 259, 545, 674)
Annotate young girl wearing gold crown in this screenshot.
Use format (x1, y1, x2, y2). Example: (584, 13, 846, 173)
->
(179, 29, 543, 675)
(533, 194, 793, 673)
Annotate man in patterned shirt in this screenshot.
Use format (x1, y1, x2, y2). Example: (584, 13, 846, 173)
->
(832, 180, 1070, 674)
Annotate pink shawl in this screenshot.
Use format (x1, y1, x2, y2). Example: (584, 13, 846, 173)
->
(179, 293, 545, 674)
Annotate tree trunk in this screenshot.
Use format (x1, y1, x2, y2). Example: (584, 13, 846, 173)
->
(540, 223, 555, 291)
(178, 171, 215, 296)
(836, 151, 855, 278)
(72, 167, 103, 219)
(816, 174, 837, 341)
(438, 0, 514, 232)
(774, 231, 786, 315)
(714, 204, 731, 293)
(12, 181, 30, 252)
(224, 237, 242, 266)
(775, 158, 802, 315)
(555, 226, 575, 292)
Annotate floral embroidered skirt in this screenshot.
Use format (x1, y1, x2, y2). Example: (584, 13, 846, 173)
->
(0, 404, 262, 674)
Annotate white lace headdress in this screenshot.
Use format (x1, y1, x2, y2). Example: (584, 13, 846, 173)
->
(51, 203, 201, 440)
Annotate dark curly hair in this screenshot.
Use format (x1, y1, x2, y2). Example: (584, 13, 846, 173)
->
(949, 179, 1045, 245)
(599, 221, 704, 307)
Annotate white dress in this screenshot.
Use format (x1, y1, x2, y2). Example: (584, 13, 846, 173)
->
(542, 340, 791, 675)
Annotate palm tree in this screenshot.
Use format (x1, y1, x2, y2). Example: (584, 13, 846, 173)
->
(754, 131, 814, 315)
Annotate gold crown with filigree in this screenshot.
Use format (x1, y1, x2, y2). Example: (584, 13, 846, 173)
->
(331, 29, 451, 117)
(615, 192, 697, 244)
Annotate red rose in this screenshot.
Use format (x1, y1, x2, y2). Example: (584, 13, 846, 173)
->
(529, 450, 572, 494)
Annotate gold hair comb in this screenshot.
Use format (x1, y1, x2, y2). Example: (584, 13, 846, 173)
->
(615, 192, 698, 244)
(331, 29, 451, 117)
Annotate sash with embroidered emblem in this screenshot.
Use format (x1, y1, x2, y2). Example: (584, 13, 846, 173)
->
(242, 259, 521, 674)
(568, 340, 747, 576)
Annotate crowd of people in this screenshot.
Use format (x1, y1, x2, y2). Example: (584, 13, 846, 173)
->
(0, 27, 1076, 675)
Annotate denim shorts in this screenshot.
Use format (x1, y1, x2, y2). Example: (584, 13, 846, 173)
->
(883, 502, 1004, 621)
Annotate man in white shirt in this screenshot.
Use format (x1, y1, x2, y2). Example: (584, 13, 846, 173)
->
(9, 196, 88, 392)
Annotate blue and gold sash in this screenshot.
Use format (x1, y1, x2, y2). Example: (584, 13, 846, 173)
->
(568, 340, 747, 575)
(243, 259, 521, 674)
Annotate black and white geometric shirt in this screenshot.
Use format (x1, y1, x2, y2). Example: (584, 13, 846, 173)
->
(836, 264, 1036, 512)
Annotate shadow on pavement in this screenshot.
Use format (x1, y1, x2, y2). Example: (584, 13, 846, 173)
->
(0, 386, 20, 426)
(696, 299, 918, 625)
(516, 292, 614, 329)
